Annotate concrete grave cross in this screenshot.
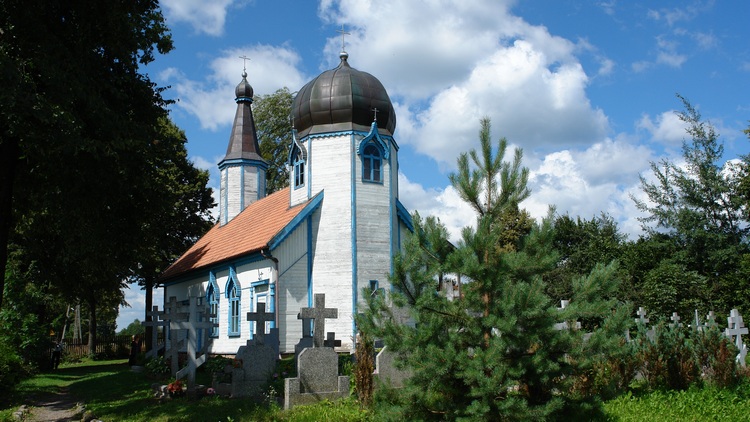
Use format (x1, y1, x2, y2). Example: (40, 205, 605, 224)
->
(299, 294, 337, 348)
(636, 307, 649, 325)
(142, 305, 170, 359)
(172, 295, 218, 397)
(670, 312, 682, 328)
(324, 332, 341, 348)
(726, 309, 749, 368)
(247, 302, 274, 345)
(706, 311, 717, 328)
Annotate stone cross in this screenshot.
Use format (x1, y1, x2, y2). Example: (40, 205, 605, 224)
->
(142, 306, 169, 359)
(299, 294, 338, 348)
(670, 312, 681, 328)
(706, 311, 717, 328)
(164, 297, 189, 375)
(247, 302, 274, 345)
(636, 307, 649, 325)
(172, 294, 218, 398)
(324, 332, 341, 348)
(725, 308, 748, 367)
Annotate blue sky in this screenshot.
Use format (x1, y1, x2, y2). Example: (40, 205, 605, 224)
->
(117, 0, 750, 329)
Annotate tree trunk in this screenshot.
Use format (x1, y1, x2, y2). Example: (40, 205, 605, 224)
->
(144, 276, 153, 352)
(87, 299, 97, 357)
(0, 136, 20, 309)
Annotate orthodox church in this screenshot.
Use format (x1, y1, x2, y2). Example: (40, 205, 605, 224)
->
(159, 48, 412, 354)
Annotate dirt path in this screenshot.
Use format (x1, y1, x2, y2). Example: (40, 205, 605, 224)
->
(23, 387, 83, 422)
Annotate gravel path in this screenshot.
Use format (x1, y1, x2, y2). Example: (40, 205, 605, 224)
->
(22, 387, 83, 422)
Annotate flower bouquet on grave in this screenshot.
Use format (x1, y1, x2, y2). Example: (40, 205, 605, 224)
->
(167, 379, 185, 398)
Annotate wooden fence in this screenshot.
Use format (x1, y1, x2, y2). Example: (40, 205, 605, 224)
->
(57, 335, 165, 361)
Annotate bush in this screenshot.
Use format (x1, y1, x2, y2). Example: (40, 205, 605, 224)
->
(354, 333, 375, 407)
(0, 341, 30, 395)
(145, 356, 170, 378)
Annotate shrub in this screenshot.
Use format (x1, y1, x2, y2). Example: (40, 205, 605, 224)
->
(354, 333, 375, 407)
(145, 356, 170, 377)
(0, 341, 29, 396)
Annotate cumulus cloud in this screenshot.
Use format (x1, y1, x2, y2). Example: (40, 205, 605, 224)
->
(160, 0, 237, 36)
(117, 285, 164, 331)
(160, 45, 308, 131)
(637, 111, 687, 145)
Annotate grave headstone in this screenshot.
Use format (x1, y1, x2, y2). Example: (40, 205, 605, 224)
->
(670, 312, 682, 328)
(172, 294, 217, 398)
(230, 303, 280, 398)
(324, 332, 342, 348)
(725, 308, 748, 367)
(284, 294, 349, 409)
(293, 317, 313, 358)
(373, 346, 411, 389)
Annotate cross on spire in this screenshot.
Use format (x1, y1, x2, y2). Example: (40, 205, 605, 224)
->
(372, 107, 380, 122)
(336, 24, 351, 52)
(299, 294, 338, 347)
(247, 302, 274, 344)
(239, 55, 251, 74)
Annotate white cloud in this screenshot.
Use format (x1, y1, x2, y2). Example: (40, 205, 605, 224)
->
(117, 285, 164, 331)
(637, 111, 687, 145)
(316, 1, 609, 168)
(160, 46, 307, 131)
(160, 0, 236, 36)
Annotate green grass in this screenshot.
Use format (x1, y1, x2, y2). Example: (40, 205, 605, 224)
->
(3, 359, 750, 421)
(0, 358, 369, 422)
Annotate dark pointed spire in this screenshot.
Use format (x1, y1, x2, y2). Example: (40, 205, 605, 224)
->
(223, 71, 264, 162)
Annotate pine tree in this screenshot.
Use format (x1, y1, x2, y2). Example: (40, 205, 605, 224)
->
(359, 118, 631, 420)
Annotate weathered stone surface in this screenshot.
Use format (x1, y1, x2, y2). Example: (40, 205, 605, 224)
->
(373, 346, 410, 389)
(298, 347, 339, 393)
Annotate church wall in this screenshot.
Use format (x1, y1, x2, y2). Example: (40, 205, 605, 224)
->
(308, 133, 355, 348)
(273, 215, 312, 353)
(355, 145, 393, 313)
(242, 166, 261, 206)
(225, 166, 242, 222)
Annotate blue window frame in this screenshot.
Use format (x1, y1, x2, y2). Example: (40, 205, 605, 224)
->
(362, 144, 382, 183)
(207, 284, 219, 338)
(294, 154, 305, 189)
(226, 279, 240, 337)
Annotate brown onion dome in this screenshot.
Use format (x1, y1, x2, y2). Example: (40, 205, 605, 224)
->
(292, 51, 396, 138)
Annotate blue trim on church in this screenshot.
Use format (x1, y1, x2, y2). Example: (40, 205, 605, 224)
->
(396, 199, 414, 232)
(350, 133, 358, 338)
(268, 191, 324, 251)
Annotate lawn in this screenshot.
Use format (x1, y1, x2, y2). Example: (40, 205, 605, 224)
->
(2, 359, 750, 421)
(0, 359, 368, 422)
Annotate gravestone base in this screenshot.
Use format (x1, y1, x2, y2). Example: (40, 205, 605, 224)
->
(373, 346, 410, 389)
(283, 376, 350, 410)
(231, 343, 278, 398)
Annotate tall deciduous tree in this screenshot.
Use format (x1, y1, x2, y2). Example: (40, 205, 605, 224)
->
(360, 118, 630, 419)
(254, 88, 293, 193)
(129, 117, 214, 351)
(1, 0, 173, 353)
(632, 95, 750, 314)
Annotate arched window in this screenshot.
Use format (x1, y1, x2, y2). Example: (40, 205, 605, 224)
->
(294, 153, 305, 189)
(207, 284, 219, 338)
(362, 144, 382, 183)
(226, 279, 240, 337)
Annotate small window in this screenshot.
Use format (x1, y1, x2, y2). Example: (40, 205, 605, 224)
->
(363, 144, 382, 183)
(227, 280, 240, 337)
(294, 154, 305, 189)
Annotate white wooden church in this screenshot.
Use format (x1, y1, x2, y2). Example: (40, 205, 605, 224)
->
(159, 49, 412, 354)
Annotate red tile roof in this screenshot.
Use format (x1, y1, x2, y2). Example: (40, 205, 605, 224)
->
(160, 187, 307, 282)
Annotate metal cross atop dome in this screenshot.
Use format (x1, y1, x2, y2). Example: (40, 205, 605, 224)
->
(372, 107, 380, 122)
(336, 24, 350, 52)
(239, 55, 251, 72)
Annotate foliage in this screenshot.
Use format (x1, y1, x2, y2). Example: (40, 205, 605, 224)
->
(546, 213, 626, 302)
(145, 356, 170, 377)
(204, 356, 231, 374)
(359, 118, 631, 420)
(354, 332, 375, 408)
(254, 87, 294, 193)
(119, 319, 146, 337)
(632, 95, 750, 315)
(0, 339, 29, 397)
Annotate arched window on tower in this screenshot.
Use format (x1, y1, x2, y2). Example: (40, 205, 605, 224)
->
(362, 144, 382, 183)
(293, 152, 305, 189)
(226, 279, 240, 337)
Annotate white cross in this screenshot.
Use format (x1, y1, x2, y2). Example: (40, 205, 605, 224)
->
(636, 307, 649, 325)
(726, 309, 748, 367)
(670, 312, 681, 328)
